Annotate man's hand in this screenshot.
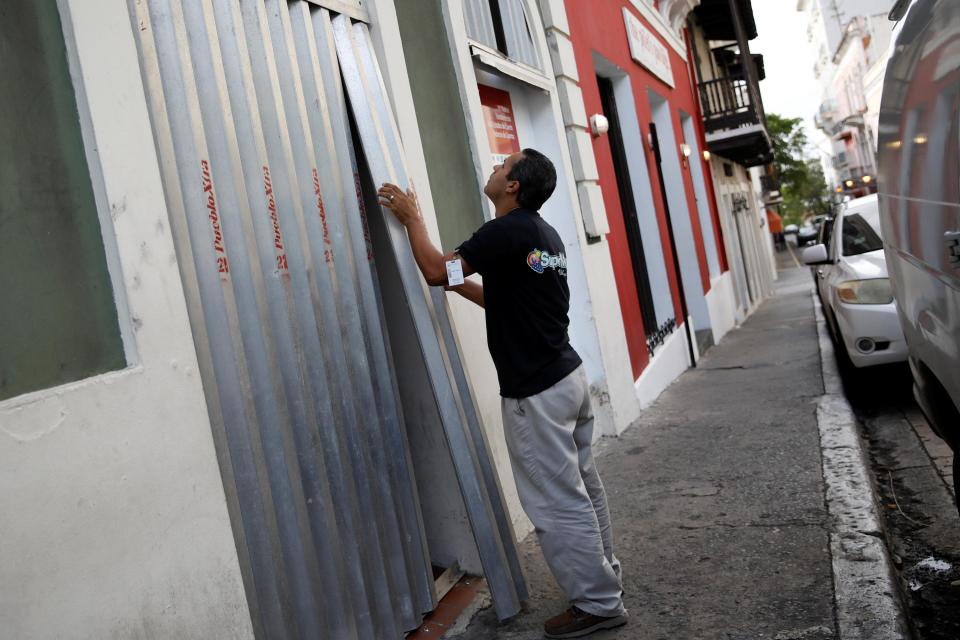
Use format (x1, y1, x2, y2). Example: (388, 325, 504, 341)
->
(378, 183, 421, 227)
(376, 182, 476, 287)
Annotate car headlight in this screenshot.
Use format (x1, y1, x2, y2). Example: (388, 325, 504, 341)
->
(836, 278, 893, 304)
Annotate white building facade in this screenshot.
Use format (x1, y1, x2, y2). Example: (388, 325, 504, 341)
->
(799, 0, 892, 196)
(687, 0, 777, 320)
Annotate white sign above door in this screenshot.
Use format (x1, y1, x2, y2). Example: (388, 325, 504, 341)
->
(623, 8, 675, 88)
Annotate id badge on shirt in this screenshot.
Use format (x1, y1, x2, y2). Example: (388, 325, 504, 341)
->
(445, 258, 465, 286)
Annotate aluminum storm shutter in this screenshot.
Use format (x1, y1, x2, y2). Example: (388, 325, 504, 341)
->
(129, 0, 527, 636)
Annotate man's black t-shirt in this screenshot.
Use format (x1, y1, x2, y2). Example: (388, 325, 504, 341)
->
(457, 208, 582, 398)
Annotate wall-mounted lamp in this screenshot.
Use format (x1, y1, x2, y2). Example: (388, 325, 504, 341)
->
(844, 179, 855, 188)
(702, 150, 711, 161)
(862, 175, 873, 184)
(679, 143, 691, 169)
(589, 113, 610, 137)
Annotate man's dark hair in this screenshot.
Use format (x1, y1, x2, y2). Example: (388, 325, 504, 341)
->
(507, 148, 557, 211)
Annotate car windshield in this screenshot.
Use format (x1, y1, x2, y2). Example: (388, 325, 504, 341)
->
(841, 208, 883, 256)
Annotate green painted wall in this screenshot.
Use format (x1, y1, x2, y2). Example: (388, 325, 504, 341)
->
(395, 0, 487, 250)
(0, 3, 125, 400)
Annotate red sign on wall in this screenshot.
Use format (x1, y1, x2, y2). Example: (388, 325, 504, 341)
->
(478, 84, 521, 167)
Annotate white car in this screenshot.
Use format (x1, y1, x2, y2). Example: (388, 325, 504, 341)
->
(802, 195, 908, 368)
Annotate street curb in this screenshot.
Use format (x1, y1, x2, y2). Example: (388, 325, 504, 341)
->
(812, 292, 908, 640)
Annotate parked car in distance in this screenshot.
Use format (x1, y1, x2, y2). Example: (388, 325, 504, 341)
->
(810, 214, 835, 287)
(797, 225, 818, 247)
(803, 195, 908, 368)
(878, 0, 960, 497)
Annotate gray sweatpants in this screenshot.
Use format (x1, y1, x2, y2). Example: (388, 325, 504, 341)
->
(501, 365, 626, 617)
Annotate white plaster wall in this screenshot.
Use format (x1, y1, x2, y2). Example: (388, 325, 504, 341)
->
(0, 2, 254, 638)
(633, 323, 693, 409)
(710, 157, 776, 318)
(706, 271, 738, 345)
(750, 168, 778, 294)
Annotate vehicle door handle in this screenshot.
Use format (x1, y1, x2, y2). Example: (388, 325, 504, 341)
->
(947, 231, 960, 265)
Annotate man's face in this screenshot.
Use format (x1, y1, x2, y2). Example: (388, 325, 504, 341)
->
(483, 151, 523, 201)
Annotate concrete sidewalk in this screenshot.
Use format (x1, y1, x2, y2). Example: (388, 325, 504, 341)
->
(455, 263, 901, 640)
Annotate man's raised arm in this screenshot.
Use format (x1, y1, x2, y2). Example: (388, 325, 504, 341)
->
(378, 183, 476, 287)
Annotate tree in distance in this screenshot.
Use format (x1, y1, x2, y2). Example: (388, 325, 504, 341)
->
(767, 113, 832, 226)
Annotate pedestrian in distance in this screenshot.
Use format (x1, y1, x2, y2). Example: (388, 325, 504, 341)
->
(379, 149, 627, 639)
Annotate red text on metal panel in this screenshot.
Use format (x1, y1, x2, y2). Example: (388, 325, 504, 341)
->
(313, 168, 333, 264)
(201, 159, 229, 275)
(262, 165, 288, 273)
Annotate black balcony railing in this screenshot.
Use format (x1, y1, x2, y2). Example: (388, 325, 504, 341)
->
(690, 0, 772, 166)
(699, 75, 760, 132)
(696, 73, 772, 166)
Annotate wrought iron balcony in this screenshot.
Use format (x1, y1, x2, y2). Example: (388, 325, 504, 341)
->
(691, 0, 772, 167)
(699, 75, 760, 132)
(697, 74, 772, 167)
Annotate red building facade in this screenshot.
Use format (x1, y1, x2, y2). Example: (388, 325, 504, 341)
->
(562, 1, 728, 377)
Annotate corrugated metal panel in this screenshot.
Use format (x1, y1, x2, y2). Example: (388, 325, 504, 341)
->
(331, 14, 527, 621)
(464, 0, 498, 49)
(129, 0, 526, 637)
(498, 0, 540, 69)
(130, 0, 433, 637)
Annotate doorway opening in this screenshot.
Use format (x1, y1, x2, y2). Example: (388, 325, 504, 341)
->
(647, 91, 713, 357)
(597, 75, 658, 343)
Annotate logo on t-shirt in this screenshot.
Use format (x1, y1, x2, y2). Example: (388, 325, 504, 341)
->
(526, 248, 567, 275)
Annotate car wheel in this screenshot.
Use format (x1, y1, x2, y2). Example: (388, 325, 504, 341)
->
(827, 310, 854, 371)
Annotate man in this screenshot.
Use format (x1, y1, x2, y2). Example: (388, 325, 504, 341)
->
(378, 149, 626, 639)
